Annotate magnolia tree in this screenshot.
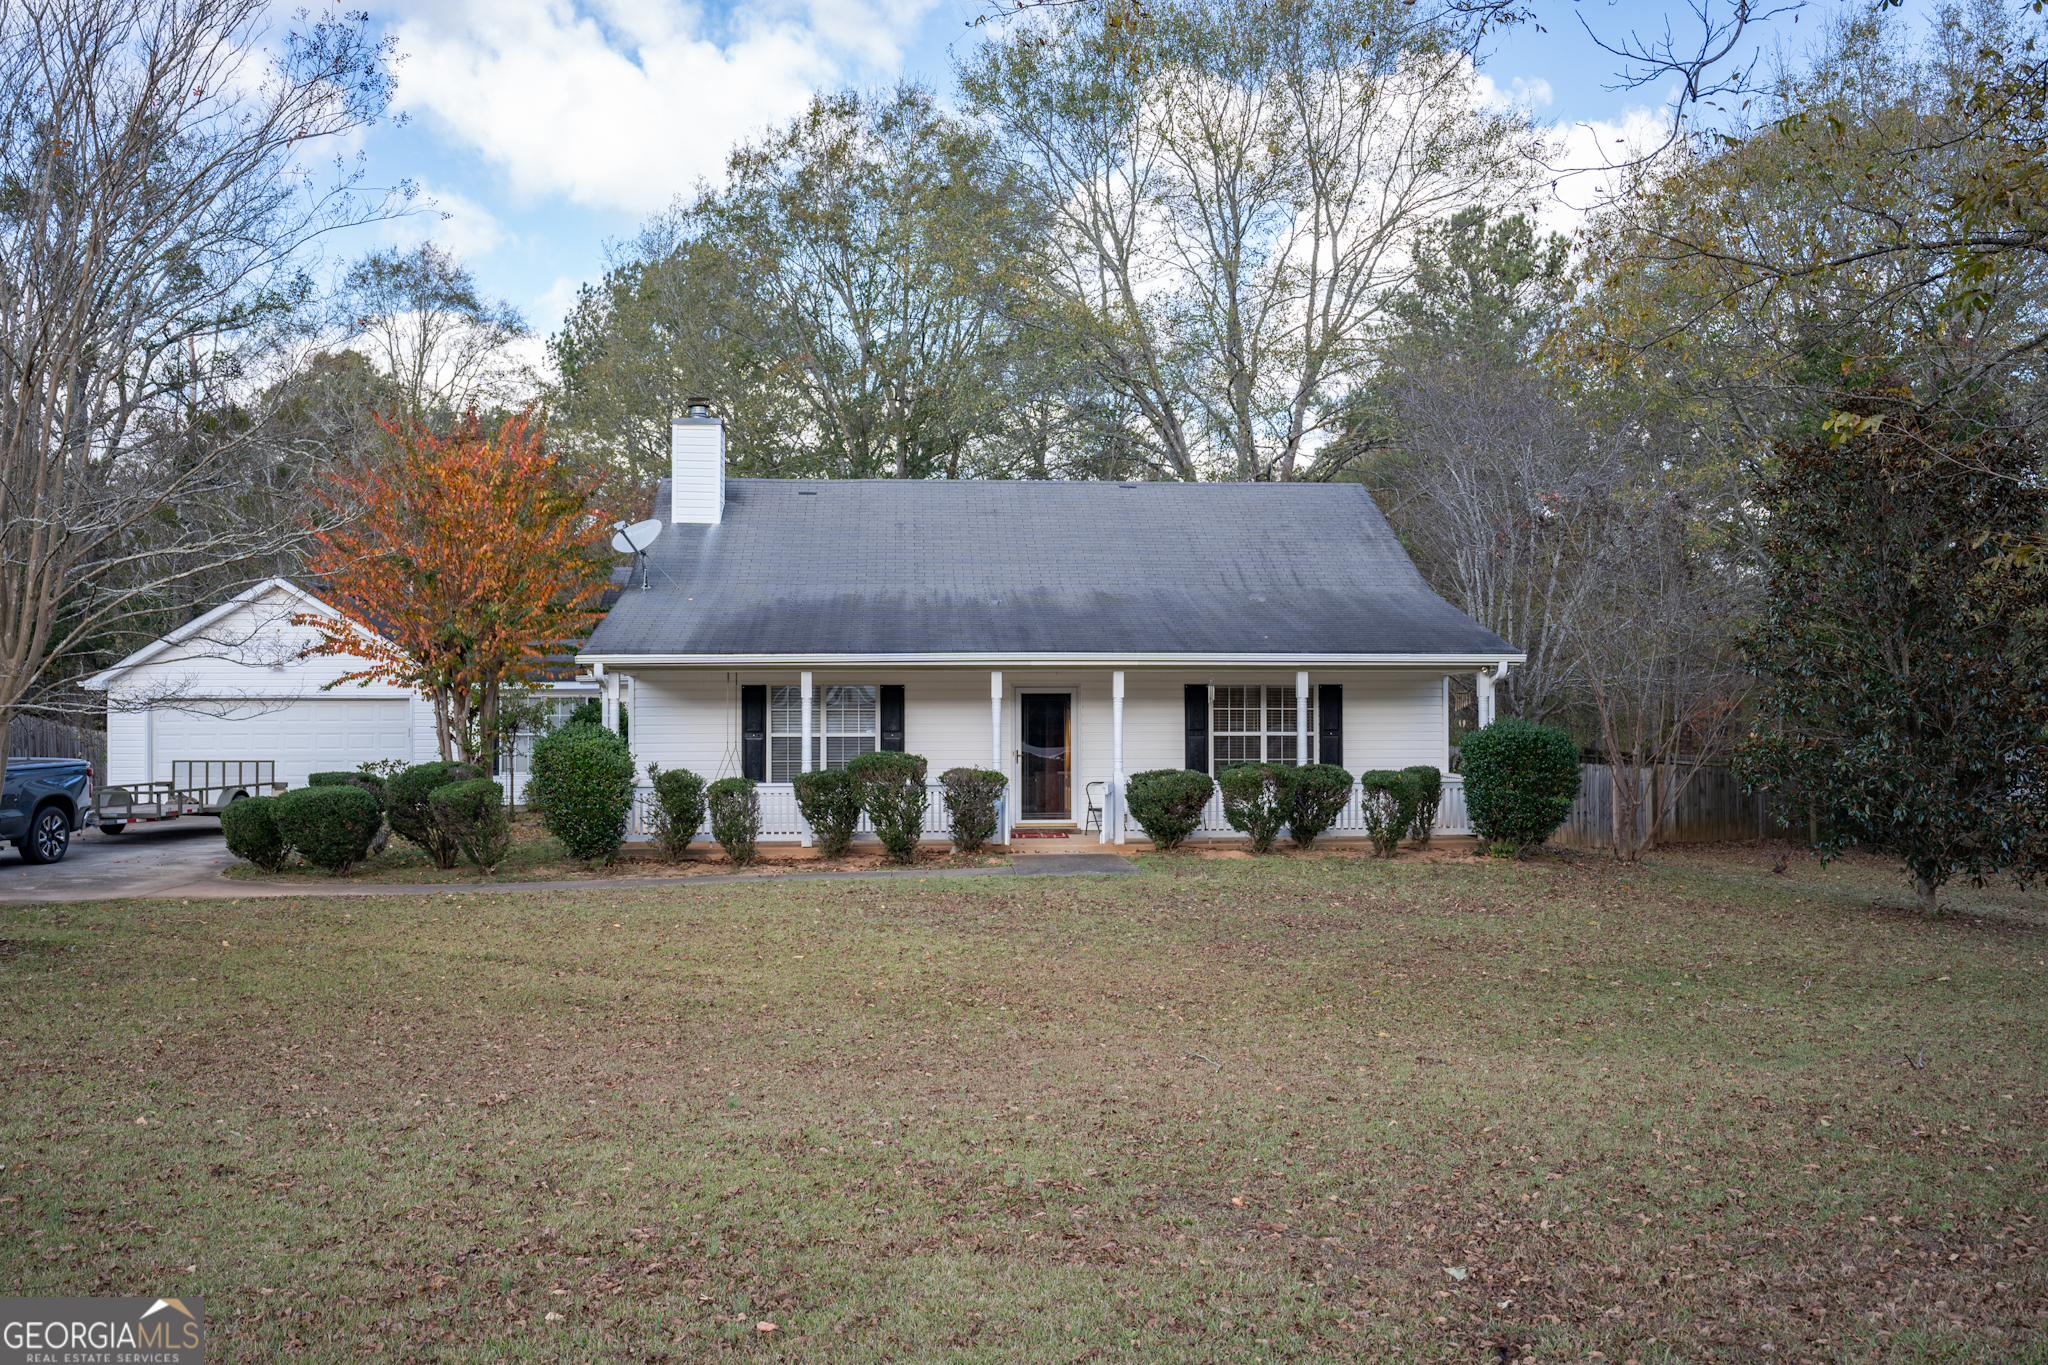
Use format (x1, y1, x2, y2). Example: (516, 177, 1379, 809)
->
(296, 413, 613, 766)
(1736, 402, 2048, 914)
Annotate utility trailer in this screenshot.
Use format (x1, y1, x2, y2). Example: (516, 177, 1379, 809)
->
(95, 760, 285, 834)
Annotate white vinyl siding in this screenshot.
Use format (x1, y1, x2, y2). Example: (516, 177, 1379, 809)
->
(147, 698, 412, 790)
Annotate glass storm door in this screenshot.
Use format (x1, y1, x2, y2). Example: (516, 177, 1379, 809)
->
(1019, 693, 1072, 821)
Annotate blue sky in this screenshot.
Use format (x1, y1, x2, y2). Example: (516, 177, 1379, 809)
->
(327, 0, 1842, 359)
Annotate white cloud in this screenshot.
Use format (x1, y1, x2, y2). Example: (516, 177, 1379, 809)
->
(1531, 100, 1680, 234)
(381, 184, 511, 259)
(533, 274, 585, 331)
(387, 0, 935, 214)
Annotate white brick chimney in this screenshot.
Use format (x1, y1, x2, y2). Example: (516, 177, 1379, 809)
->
(670, 401, 725, 525)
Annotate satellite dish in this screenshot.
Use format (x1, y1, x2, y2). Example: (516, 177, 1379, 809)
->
(610, 519, 663, 555)
(610, 519, 664, 590)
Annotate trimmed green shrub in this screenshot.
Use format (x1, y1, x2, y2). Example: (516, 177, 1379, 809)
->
(1403, 765, 1444, 847)
(793, 768, 861, 859)
(427, 778, 510, 869)
(389, 760, 483, 869)
(1124, 768, 1214, 850)
(646, 763, 708, 861)
(1360, 770, 1419, 858)
(848, 750, 928, 864)
(528, 723, 635, 862)
(707, 777, 760, 866)
(940, 767, 1006, 853)
(1216, 762, 1293, 855)
(270, 785, 381, 874)
(309, 771, 387, 808)
(1289, 764, 1354, 850)
(566, 698, 601, 729)
(1461, 718, 1580, 855)
(221, 795, 289, 872)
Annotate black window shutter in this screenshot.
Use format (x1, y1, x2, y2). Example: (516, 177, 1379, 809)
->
(879, 685, 906, 752)
(1317, 684, 1343, 769)
(1184, 684, 1209, 773)
(740, 685, 767, 781)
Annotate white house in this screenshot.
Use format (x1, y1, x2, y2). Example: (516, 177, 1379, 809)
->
(577, 412, 1523, 846)
(78, 578, 596, 792)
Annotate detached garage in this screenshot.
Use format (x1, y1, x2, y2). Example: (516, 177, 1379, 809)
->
(80, 579, 437, 791)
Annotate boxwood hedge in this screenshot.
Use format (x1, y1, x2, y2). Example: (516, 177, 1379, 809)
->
(270, 785, 382, 874)
(707, 777, 761, 866)
(221, 795, 289, 872)
(1124, 769, 1213, 850)
(1460, 718, 1579, 855)
(529, 723, 635, 862)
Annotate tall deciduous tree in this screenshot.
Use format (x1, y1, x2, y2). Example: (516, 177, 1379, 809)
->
(550, 86, 1043, 487)
(1735, 398, 2048, 914)
(297, 413, 612, 766)
(0, 0, 393, 789)
(963, 0, 1542, 480)
(336, 243, 530, 425)
(1359, 207, 1617, 724)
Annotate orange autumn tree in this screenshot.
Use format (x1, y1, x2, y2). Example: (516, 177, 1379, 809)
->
(297, 411, 613, 765)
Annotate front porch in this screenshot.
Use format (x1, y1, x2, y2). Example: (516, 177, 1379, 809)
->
(602, 662, 1492, 848)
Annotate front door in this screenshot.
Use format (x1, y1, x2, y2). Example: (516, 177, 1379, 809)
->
(1019, 693, 1072, 821)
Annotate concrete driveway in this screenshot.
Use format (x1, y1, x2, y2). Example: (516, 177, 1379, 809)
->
(0, 818, 237, 903)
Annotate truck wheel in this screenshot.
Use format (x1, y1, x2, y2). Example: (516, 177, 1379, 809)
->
(99, 822, 127, 836)
(19, 805, 71, 865)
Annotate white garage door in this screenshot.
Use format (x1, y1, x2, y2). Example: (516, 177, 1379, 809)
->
(152, 699, 413, 790)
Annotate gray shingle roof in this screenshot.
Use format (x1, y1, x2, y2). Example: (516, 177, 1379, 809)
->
(580, 479, 1517, 659)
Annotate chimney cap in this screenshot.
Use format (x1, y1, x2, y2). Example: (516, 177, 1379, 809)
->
(681, 398, 714, 420)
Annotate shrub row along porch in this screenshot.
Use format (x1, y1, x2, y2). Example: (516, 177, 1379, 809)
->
(622, 769, 1475, 848)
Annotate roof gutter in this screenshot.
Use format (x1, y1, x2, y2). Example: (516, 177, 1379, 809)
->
(575, 650, 1527, 669)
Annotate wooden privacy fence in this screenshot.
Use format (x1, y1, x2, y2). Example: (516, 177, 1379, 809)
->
(5, 714, 106, 769)
(1550, 760, 1800, 850)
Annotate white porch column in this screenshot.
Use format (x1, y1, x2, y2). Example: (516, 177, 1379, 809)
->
(991, 671, 1006, 845)
(1109, 670, 1126, 845)
(800, 671, 814, 773)
(798, 670, 814, 846)
(1295, 670, 1309, 766)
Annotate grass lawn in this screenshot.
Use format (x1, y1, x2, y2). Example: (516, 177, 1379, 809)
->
(2, 845, 2042, 1363)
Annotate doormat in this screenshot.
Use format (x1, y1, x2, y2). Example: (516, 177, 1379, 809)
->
(1013, 829, 1072, 839)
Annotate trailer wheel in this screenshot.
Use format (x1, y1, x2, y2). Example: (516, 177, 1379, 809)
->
(99, 822, 127, 836)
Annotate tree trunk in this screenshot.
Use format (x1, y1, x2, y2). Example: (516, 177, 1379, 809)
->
(482, 678, 501, 780)
(1916, 875, 1939, 916)
(434, 690, 452, 762)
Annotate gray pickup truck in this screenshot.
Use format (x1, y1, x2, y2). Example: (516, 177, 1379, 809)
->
(1, 757, 93, 865)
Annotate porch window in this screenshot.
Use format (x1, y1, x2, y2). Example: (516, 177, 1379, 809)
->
(1211, 685, 1314, 768)
(769, 684, 878, 781)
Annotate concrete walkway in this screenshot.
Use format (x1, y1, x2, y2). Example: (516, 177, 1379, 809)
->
(0, 836, 1140, 905)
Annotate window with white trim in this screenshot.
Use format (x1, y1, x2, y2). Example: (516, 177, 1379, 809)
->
(1211, 685, 1314, 768)
(769, 684, 878, 781)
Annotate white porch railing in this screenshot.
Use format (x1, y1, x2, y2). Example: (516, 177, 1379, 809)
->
(627, 781, 957, 843)
(1131, 774, 1470, 841)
